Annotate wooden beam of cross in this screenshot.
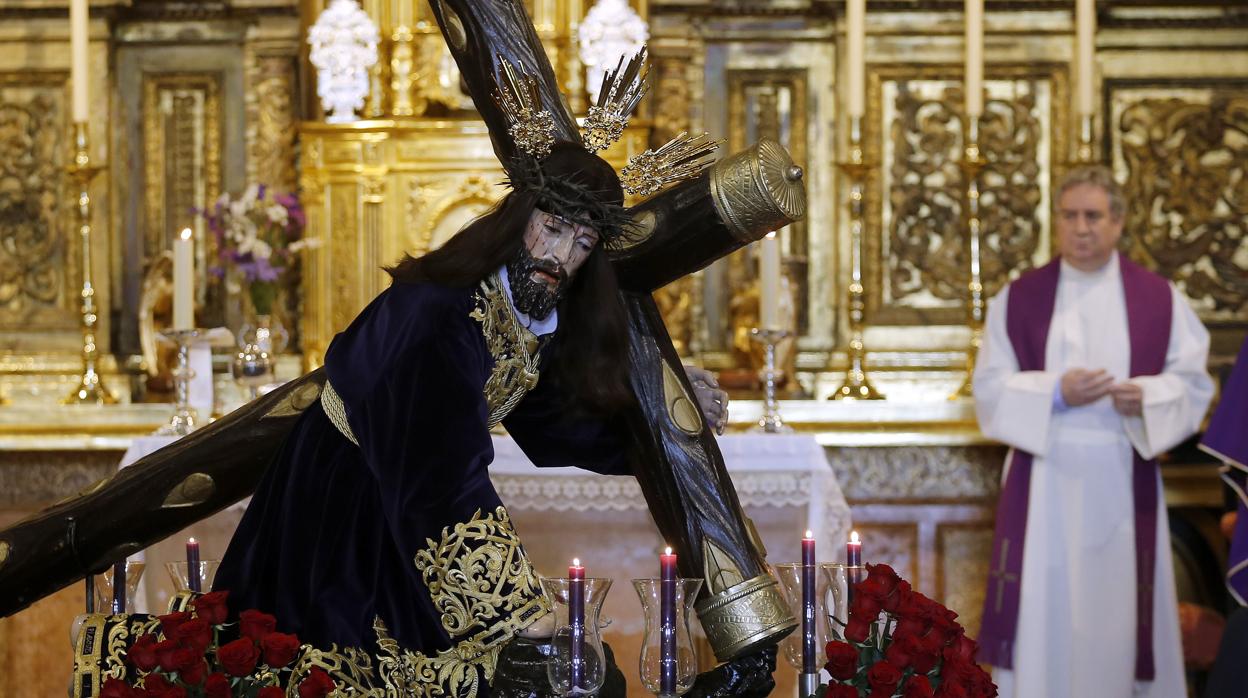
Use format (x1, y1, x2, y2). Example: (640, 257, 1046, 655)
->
(425, 0, 803, 661)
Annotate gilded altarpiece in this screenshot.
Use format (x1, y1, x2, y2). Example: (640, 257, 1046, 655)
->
(869, 65, 1068, 327)
(1107, 80, 1248, 325)
(0, 73, 75, 332)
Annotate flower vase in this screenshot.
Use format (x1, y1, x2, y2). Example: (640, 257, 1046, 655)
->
(632, 578, 702, 697)
(541, 577, 612, 696)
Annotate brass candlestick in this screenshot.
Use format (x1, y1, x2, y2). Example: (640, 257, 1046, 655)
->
(750, 328, 793, 433)
(952, 115, 987, 399)
(63, 121, 116, 405)
(832, 116, 884, 400)
(1075, 113, 1096, 164)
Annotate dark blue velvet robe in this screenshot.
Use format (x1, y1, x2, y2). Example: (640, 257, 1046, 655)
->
(214, 280, 630, 683)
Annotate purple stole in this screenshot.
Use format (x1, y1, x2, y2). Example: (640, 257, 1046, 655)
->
(1200, 336, 1248, 604)
(977, 256, 1172, 681)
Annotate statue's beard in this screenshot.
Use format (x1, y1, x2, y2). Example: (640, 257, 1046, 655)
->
(506, 249, 568, 321)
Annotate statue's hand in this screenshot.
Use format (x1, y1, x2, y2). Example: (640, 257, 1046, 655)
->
(684, 365, 728, 435)
(685, 645, 778, 698)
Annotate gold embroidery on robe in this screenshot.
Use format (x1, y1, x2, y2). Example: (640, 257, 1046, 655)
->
(470, 274, 543, 429)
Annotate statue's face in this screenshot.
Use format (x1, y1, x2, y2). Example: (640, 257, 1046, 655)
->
(506, 209, 600, 320)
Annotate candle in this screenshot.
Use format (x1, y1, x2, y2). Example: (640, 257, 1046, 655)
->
(1076, 0, 1096, 117)
(964, 0, 984, 118)
(187, 538, 201, 593)
(759, 232, 781, 331)
(846, 0, 866, 119)
(569, 558, 585, 690)
(660, 546, 677, 694)
(84, 575, 95, 614)
(173, 227, 194, 330)
(847, 530, 862, 567)
(111, 561, 126, 614)
(70, 0, 88, 122)
(801, 530, 817, 673)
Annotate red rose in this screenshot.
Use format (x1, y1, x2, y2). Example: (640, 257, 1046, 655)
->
(179, 658, 208, 686)
(191, 591, 230, 625)
(298, 667, 336, 698)
(261, 631, 302, 668)
(825, 684, 858, 698)
(258, 687, 284, 698)
(904, 675, 935, 698)
(850, 593, 882, 620)
(882, 580, 911, 614)
(844, 616, 872, 644)
(142, 673, 187, 698)
(155, 639, 193, 673)
(862, 564, 902, 598)
(941, 657, 980, 690)
(970, 665, 997, 698)
(100, 678, 135, 698)
(884, 632, 924, 669)
(866, 659, 902, 693)
(947, 635, 977, 663)
(935, 680, 969, 698)
(239, 609, 278, 641)
(217, 637, 261, 677)
(203, 673, 231, 698)
(158, 611, 192, 638)
(127, 634, 160, 672)
(911, 644, 940, 674)
(824, 640, 859, 681)
(173, 618, 212, 656)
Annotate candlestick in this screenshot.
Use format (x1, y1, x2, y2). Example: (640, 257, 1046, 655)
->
(569, 558, 585, 691)
(111, 561, 126, 614)
(951, 115, 987, 398)
(749, 328, 794, 432)
(156, 329, 201, 435)
(801, 531, 816, 674)
(660, 546, 677, 695)
(173, 227, 194, 330)
(759, 232, 781, 331)
(186, 538, 202, 593)
(84, 575, 95, 614)
(832, 116, 885, 400)
(965, 0, 984, 118)
(846, 0, 865, 119)
(63, 122, 116, 405)
(1076, 0, 1096, 118)
(70, 0, 88, 122)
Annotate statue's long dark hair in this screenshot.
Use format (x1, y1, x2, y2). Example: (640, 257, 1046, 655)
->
(385, 144, 634, 414)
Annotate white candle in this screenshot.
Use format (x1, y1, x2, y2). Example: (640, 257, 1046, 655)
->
(1076, 0, 1096, 117)
(846, 0, 866, 119)
(173, 228, 194, 330)
(760, 232, 780, 331)
(70, 0, 88, 122)
(965, 0, 984, 119)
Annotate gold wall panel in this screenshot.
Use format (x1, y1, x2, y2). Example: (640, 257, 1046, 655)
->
(936, 524, 994, 638)
(246, 51, 299, 193)
(869, 64, 1067, 326)
(1108, 80, 1248, 323)
(0, 72, 75, 330)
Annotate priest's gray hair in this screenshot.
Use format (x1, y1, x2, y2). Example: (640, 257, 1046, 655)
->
(1057, 165, 1126, 221)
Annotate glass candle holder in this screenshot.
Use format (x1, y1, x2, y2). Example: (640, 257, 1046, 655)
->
(821, 563, 865, 640)
(94, 561, 145, 615)
(774, 562, 835, 672)
(541, 577, 612, 697)
(166, 560, 221, 594)
(632, 578, 702, 697)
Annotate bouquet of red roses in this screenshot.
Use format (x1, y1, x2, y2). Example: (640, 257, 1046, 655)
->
(97, 591, 336, 698)
(821, 564, 996, 698)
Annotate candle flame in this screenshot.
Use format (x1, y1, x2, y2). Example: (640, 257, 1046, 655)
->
(804, 530, 814, 539)
(188, 537, 197, 545)
(765, 230, 777, 239)
(664, 546, 672, 555)
(180, 227, 193, 241)
(572, 558, 581, 567)
(850, 531, 860, 544)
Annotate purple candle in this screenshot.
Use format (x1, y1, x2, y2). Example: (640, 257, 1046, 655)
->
(802, 530, 817, 673)
(569, 559, 585, 690)
(660, 546, 677, 694)
(111, 561, 126, 614)
(187, 538, 201, 592)
(847, 530, 863, 604)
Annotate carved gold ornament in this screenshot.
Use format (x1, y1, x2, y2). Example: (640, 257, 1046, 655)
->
(582, 47, 649, 153)
(492, 57, 557, 160)
(709, 138, 807, 242)
(470, 274, 543, 428)
(620, 131, 722, 198)
(695, 572, 797, 663)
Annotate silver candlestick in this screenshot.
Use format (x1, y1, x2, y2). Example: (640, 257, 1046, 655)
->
(156, 329, 201, 436)
(750, 328, 793, 433)
(799, 672, 820, 698)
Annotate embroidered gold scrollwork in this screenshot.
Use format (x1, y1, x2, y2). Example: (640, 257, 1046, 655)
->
(470, 274, 543, 428)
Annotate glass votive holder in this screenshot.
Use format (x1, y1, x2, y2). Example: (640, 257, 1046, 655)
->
(94, 561, 145, 615)
(632, 577, 703, 697)
(821, 563, 865, 639)
(774, 562, 834, 671)
(166, 560, 221, 593)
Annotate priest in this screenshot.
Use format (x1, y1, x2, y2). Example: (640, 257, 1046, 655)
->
(973, 165, 1214, 698)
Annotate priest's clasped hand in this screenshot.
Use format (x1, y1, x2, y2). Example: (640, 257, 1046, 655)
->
(1109, 381, 1143, 416)
(685, 366, 729, 434)
(1060, 368, 1114, 406)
